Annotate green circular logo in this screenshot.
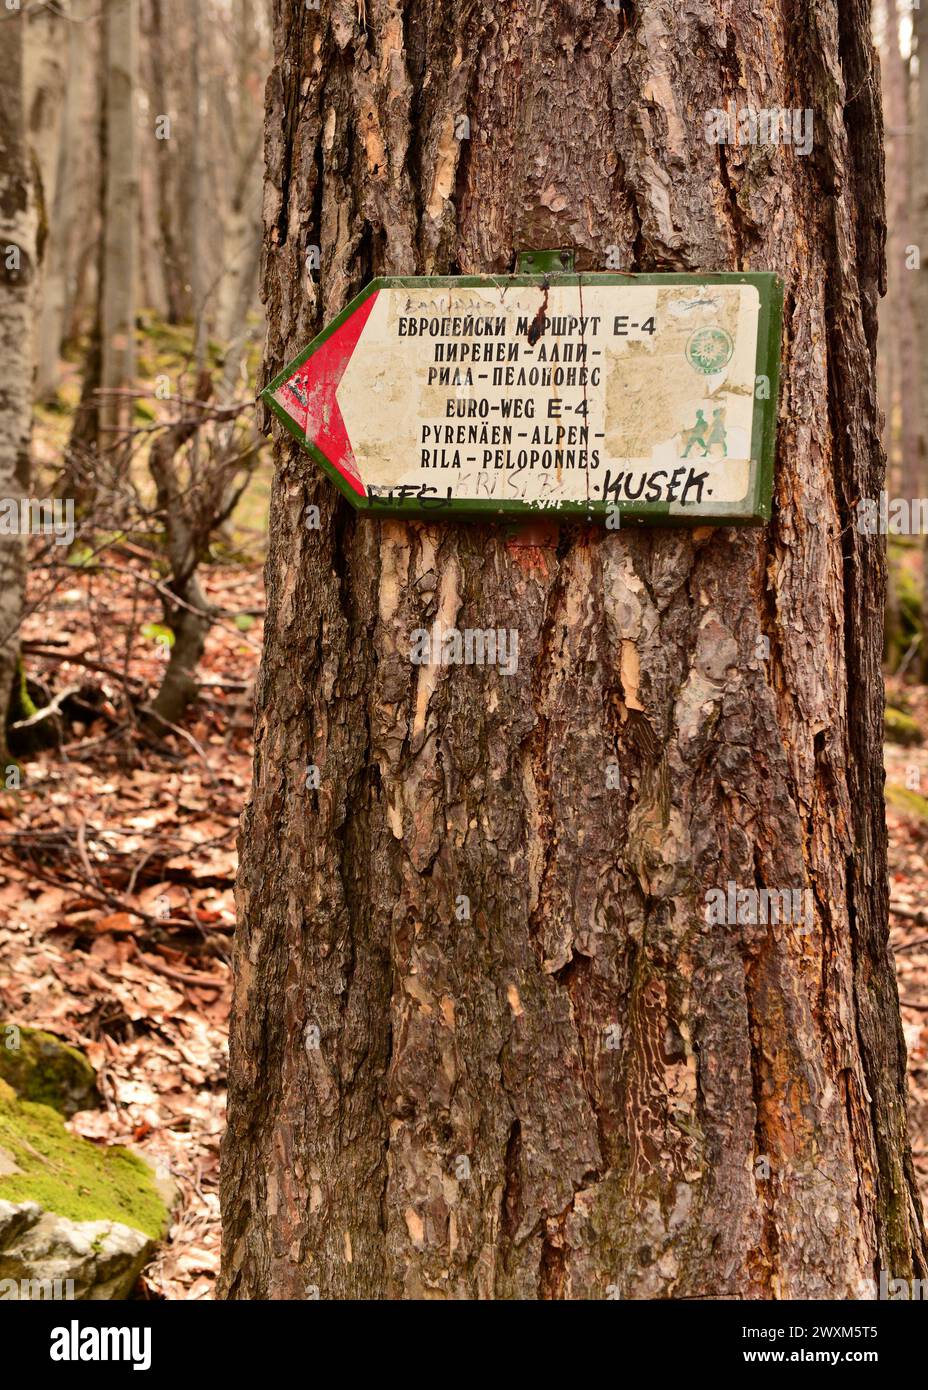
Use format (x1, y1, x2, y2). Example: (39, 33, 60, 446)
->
(686, 326, 734, 374)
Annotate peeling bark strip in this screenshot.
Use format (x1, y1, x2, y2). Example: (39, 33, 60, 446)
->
(221, 0, 928, 1298)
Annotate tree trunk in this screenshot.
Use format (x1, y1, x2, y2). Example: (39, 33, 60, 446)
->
(214, 0, 263, 347)
(916, 0, 928, 680)
(190, 0, 208, 376)
(99, 0, 139, 447)
(221, 0, 927, 1299)
(148, 0, 188, 324)
(882, 2, 919, 500)
(878, 1, 899, 488)
(137, 0, 168, 321)
(146, 407, 215, 729)
(24, 0, 67, 389)
(0, 6, 37, 762)
(62, 8, 108, 505)
(36, 0, 92, 400)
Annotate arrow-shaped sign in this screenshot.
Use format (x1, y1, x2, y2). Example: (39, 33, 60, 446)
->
(263, 271, 782, 524)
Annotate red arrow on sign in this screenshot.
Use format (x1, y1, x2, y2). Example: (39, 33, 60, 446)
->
(269, 289, 380, 498)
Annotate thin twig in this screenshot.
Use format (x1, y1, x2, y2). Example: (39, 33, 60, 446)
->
(128, 940, 228, 992)
(0, 848, 189, 931)
(9, 684, 80, 732)
(890, 903, 928, 926)
(140, 707, 219, 787)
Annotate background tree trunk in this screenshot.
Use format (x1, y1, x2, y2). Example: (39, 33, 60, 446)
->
(148, 0, 188, 324)
(221, 0, 927, 1299)
(890, 6, 919, 501)
(35, 0, 93, 400)
(190, 0, 207, 378)
(62, 7, 108, 504)
(24, 0, 67, 391)
(214, 0, 264, 346)
(0, 6, 37, 760)
(915, 0, 928, 681)
(878, 2, 918, 669)
(99, 0, 139, 446)
(138, 0, 169, 320)
(879, 1, 914, 496)
(917, 0, 928, 448)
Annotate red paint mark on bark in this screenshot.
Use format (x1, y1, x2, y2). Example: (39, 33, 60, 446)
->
(505, 518, 559, 575)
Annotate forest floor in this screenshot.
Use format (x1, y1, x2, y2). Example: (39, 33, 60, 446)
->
(882, 677, 928, 1213)
(1, 562, 927, 1298)
(0, 557, 262, 1299)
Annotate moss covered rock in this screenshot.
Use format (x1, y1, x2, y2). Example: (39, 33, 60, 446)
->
(884, 707, 924, 747)
(0, 1080, 166, 1236)
(0, 1026, 100, 1117)
(0, 1080, 168, 1299)
(0, 1200, 156, 1300)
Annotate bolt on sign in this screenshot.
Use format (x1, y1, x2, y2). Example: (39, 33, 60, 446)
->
(264, 267, 783, 524)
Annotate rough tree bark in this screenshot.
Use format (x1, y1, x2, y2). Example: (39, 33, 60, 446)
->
(0, 6, 37, 761)
(221, 0, 927, 1298)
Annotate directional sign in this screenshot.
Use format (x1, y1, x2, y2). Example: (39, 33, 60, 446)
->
(263, 271, 782, 523)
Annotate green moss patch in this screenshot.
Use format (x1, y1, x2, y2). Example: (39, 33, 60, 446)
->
(8, 659, 38, 724)
(885, 707, 923, 747)
(0, 1080, 167, 1239)
(0, 1027, 99, 1116)
(886, 785, 928, 822)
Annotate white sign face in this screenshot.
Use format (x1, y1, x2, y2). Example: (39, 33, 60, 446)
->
(265, 273, 782, 522)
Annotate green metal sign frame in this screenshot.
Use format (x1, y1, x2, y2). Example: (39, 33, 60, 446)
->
(263, 270, 783, 525)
